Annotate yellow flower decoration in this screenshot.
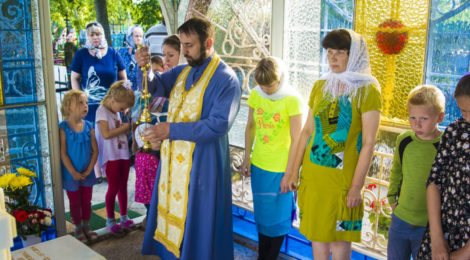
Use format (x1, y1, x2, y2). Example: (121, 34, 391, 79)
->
(0, 173, 16, 189)
(17, 167, 37, 178)
(9, 175, 33, 191)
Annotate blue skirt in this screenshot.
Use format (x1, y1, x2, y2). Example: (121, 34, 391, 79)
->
(251, 164, 295, 237)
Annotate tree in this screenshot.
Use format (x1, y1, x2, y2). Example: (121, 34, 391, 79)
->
(94, 0, 112, 45)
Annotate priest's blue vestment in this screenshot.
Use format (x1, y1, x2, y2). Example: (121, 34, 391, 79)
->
(141, 55, 241, 260)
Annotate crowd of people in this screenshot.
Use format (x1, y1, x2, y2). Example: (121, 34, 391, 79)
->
(59, 17, 470, 260)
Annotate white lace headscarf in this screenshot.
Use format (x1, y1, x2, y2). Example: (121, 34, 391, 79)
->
(84, 22, 108, 59)
(253, 56, 299, 101)
(319, 29, 379, 99)
(124, 25, 143, 51)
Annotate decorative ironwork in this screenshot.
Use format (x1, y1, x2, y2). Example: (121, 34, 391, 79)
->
(205, 0, 271, 94)
(230, 146, 253, 210)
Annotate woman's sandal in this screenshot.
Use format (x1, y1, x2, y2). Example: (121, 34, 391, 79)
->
(74, 227, 88, 243)
(82, 225, 98, 241)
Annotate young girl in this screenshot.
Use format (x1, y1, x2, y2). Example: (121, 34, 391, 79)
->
(240, 57, 303, 260)
(131, 100, 164, 228)
(59, 90, 99, 243)
(417, 73, 470, 259)
(95, 80, 135, 236)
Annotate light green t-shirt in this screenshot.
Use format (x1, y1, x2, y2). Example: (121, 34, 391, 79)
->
(247, 90, 303, 172)
(387, 130, 442, 227)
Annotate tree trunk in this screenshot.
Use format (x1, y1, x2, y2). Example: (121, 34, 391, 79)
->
(94, 0, 112, 46)
(185, 0, 212, 20)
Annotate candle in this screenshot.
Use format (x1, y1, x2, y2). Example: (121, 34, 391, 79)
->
(0, 188, 4, 211)
(0, 188, 16, 260)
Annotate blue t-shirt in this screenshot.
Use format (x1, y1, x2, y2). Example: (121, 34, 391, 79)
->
(70, 47, 125, 104)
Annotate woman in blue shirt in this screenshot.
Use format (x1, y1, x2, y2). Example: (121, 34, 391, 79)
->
(70, 22, 126, 122)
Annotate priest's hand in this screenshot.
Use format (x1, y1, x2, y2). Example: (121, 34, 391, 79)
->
(143, 122, 170, 148)
(135, 45, 151, 68)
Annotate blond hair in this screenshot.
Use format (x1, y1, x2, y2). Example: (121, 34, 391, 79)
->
(101, 80, 135, 108)
(407, 85, 446, 114)
(254, 57, 281, 86)
(61, 90, 86, 119)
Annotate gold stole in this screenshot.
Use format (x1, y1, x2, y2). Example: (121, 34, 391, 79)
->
(154, 55, 220, 258)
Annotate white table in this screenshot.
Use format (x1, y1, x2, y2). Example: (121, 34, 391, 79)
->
(11, 235, 105, 260)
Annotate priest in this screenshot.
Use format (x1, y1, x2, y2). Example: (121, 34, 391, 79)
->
(136, 17, 241, 260)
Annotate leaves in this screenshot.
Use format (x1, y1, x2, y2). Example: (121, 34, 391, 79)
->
(50, 0, 163, 33)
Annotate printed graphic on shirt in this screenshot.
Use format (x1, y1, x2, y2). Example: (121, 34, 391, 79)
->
(85, 66, 107, 103)
(310, 96, 361, 169)
(254, 107, 285, 144)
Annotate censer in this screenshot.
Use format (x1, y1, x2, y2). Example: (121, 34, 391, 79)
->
(134, 47, 153, 152)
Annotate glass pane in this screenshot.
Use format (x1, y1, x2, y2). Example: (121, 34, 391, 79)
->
(425, 0, 470, 126)
(320, 0, 354, 74)
(0, 0, 42, 105)
(206, 0, 272, 147)
(207, 0, 271, 95)
(355, 0, 430, 122)
(284, 0, 322, 99)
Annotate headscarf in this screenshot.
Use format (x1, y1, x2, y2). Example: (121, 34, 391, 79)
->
(84, 22, 108, 59)
(124, 25, 143, 51)
(319, 29, 379, 99)
(253, 56, 299, 101)
(124, 25, 144, 73)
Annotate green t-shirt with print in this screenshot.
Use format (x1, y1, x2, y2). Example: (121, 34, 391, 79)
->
(247, 90, 303, 172)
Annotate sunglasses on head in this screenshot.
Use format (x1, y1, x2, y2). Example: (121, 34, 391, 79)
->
(86, 22, 99, 29)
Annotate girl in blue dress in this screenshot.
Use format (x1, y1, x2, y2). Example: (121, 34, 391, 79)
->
(59, 89, 99, 243)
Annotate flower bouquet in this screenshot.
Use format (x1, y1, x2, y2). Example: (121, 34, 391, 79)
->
(0, 168, 54, 239)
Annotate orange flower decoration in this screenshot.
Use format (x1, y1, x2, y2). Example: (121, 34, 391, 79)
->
(257, 108, 264, 115)
(262, 135, 270, 143)
(376, 19, 408, 55)
(273, 113, 281, 122)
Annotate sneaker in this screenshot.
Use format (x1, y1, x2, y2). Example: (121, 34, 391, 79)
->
(107, 224, 125, 237)
(121, 219, 136, 231)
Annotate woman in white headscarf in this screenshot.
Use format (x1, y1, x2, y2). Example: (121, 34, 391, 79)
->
(289, 29, 382, 259)
(118, 25, 144, 90)
(70, 22, 127, 116)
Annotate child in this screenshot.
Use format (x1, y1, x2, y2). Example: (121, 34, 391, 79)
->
(151, 55, 164, 73)
(132, 99, 166, 228)
(59, 89, 99, 243)
(95, 80, 135, 236)
(386, 85, 445, 260)
(417, 74, 470, 259)
(240, 57, 303, 260)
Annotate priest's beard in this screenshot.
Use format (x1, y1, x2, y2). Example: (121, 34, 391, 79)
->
(185, 45, 207, 67)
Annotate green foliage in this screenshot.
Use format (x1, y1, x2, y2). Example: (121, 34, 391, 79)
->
(50, 0, 162, 32)
(368, 199, 392, 239)
(130, 0, 162, 32)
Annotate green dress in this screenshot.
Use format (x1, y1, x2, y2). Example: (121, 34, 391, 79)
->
(298, 80, 381, 242)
